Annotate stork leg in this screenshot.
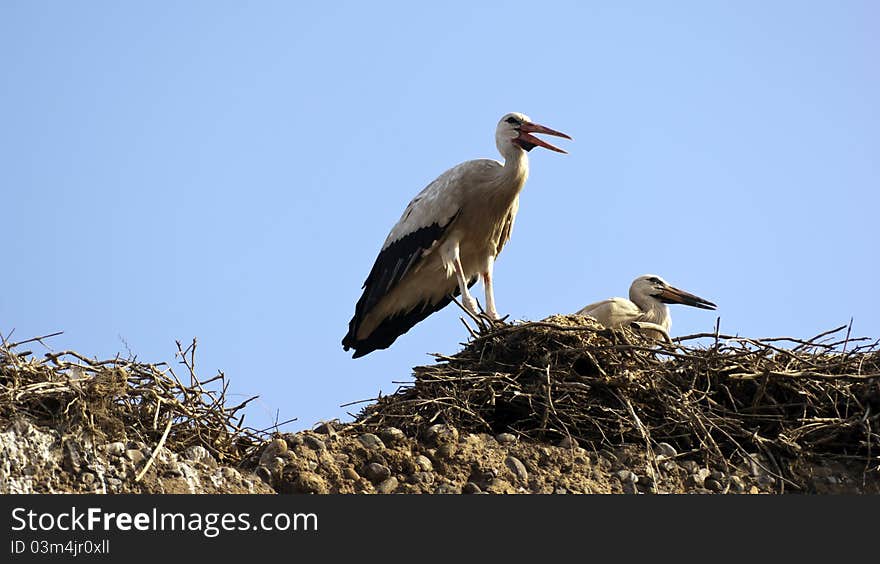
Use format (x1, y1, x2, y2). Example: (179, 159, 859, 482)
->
(451, 246, 479, 316)
(481, 256, 500, 320)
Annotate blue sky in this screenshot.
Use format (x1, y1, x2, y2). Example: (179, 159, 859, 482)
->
(2, 1, 878, 433)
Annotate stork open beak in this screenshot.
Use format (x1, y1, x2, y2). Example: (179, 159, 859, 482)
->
(656, 286, 717, 310)
(517, 122, 572, 154)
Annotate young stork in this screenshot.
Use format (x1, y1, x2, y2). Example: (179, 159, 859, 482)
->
(576, 275, 717, 341)
(343, 112, 571, 358)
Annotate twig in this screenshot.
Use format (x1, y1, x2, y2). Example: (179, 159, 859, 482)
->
(135, 417, 173, 482)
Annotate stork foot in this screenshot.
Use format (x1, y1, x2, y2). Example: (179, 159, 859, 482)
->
(461, 296, 480, 317)
(479, 311, 509, 328)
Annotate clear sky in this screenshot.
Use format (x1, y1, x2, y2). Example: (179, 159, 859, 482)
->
(2, 1, 878, 433)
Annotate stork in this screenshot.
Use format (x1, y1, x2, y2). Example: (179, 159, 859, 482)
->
(342, 112, 571, 358)
(576, 274, 717, 341)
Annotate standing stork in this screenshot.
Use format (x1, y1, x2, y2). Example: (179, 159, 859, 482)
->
(576, 274, 717, 341)
(342, 112, 571, 358)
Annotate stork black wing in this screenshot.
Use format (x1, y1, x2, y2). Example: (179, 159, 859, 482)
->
(342, 212, 463, 358)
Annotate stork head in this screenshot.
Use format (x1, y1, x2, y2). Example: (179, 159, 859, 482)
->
(496, 112, 572, 155)
(630, 274, 717, 311)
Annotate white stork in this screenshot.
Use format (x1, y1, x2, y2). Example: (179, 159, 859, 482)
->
(342, 112, 571, 358)
(576, 274, 717, 341)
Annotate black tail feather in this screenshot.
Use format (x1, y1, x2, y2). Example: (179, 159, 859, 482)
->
(342, 278, 476, 358)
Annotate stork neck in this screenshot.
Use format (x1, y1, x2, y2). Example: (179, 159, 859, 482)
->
(638, 299, 671, 330)
(499, 146, 530, 190)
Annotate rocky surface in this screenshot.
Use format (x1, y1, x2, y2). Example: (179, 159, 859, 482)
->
(243, 422, 879, 494)
(0, 419, 272, 494)
(3, 416, 876, 494)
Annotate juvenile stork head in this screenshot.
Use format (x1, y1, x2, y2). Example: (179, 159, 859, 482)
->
(495, 112, 572, 157)
(629, 274, 717, 312)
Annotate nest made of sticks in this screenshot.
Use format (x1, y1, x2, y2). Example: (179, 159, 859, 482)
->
(356, 315, 880, 475)
(0, 333, 263, 465)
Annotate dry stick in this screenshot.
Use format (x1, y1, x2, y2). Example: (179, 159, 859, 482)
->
(842, 317, 854, 355)
(621, 395, 659, 481)
(793, 325, 850, 352)
(135, 416, 173, 482)
(7, 331, 65, 349)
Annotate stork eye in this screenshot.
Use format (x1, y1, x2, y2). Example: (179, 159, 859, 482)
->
(505, 117, 520, 125)
(648, 277, 662, 284)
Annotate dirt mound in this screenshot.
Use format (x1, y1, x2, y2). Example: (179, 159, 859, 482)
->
(0, 335, 270, 493)
(3, 318, 879, 494)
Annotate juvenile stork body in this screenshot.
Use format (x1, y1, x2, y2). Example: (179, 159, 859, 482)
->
(577, 275, 717, 340)
(343, 112, 571, 358)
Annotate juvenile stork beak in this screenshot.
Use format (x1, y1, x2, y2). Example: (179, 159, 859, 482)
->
(656, 285, 717, 310)
(517, 122, 572, 154)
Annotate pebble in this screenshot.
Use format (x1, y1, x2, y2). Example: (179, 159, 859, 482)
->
(106, 477, 122, 490)
(505, 456, 529, 483)
(312, 421, 336, 434)
(343, 467, 360, 481)
(463, 482, 482, 494)
(81, 472, 96, 485)
(260, 439, 288, 461)
(661, 461, 679, 473)
(379, 427, 406, 445)
(415, 455, 433, 472)
(655, 442, 677, 459)
(283, 433, 304, 448)
(426, 424, 459, 446)
(363, 463, 392, 483)
(695, 468, 711, 486)
(710, 470, 725, 481)
(622, 482, 639, 494)
(105, 442, 126, 457)
(376, 477, 398, 494)
(555, 487, 568, 495)
(729, 475, 745, 493)
(495, 433, 517, 445)
(756, 475, 777, 489)
(125, 449, 146, 465)
(615, 470, 638, 484)
(303, 435, 327, 452)
(638, 474, 655, 488)
(411, 471, 434, 485)
(293, 471, 329, 494)
(220, 467, 240, 480)
(357, 433, 386, 450)
(437, 444, 457, 459)
(183, 445, 217, 468)
(705, 478, 724, 492)
(255, 466, 273, 485)
(434, 483, 458, 494)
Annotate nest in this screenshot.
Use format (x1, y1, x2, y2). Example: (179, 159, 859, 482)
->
(0, 334, 264, 467)
(357, 315, 880, 480)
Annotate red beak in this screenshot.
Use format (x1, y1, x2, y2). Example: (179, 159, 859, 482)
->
(517, 122, 572, 154)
